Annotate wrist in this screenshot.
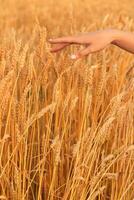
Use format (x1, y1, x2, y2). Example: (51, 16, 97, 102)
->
(109, 29, 123, 45)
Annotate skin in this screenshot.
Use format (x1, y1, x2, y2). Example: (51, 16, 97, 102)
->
(48, 29, 134, 59)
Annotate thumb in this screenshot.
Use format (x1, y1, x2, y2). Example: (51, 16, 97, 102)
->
(76, 45, 93, 59)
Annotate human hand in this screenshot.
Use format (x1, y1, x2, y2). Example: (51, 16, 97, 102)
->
(48, 29, 118, 59)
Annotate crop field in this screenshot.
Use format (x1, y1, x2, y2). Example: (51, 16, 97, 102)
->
(0, 0, 134, 199)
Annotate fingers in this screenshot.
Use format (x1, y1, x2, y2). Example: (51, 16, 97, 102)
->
(48, 36, 79, 44)
(50, 43, 69, 52)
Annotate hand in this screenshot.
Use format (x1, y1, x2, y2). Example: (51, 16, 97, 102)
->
(48, 29, 118, 59)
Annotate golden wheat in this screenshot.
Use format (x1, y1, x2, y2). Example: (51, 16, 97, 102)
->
(0, 0, 133, 199)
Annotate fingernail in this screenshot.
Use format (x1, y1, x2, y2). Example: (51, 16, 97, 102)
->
(48, 38, 53, 41)
(70, 54, 77, 59)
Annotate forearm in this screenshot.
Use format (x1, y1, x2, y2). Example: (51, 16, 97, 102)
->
(111, 29, 134, 54)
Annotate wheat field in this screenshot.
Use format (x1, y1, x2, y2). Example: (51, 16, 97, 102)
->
(0, 0, 134, 199)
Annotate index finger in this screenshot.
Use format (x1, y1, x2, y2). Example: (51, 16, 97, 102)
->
(48, 36, 78, 44)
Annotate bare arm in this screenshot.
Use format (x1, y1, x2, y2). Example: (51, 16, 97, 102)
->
(111, 29, 134, 54)
(48, 29, 134, 59)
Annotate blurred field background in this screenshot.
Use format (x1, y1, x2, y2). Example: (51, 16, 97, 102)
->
(0, 0, 134, 199)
